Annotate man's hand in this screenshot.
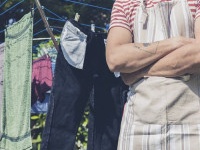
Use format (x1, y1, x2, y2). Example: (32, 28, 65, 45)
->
(121, 66, 150, 85)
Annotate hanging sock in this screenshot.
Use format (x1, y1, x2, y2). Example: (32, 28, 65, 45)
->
(0, 12, 33, 150)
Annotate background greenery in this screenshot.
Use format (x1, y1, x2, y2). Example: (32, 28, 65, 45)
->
(31, 106, 89, 150)
(0, 0, 115, 149)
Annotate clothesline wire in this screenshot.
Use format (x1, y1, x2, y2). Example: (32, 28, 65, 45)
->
(1, 0, 109, 41)
(33, 29, 47, 37)
(33, 37, 60, 41)
(33, 39, 50, 48)
(0, 0, 25, 16)
(34, 18, 42, 26)
(33, 24, 62, 37)
(47, 17, 107, 30)
(0, 0, 112, 18)
(0, 0, 9, 8)
(34, 7, 37, 11)
(44, 7, 65, 20)
(0, 0, 110, 28)
(0, 20, 107, 37)
(63, 0, 111, 11)
(46, 17, 66, 22)
(52, 28, 62, 33)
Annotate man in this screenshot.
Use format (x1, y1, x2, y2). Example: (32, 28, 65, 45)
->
(106, 0, 200, 149)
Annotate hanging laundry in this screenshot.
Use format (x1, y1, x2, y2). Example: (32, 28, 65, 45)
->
(37, 46, 57, 75)
(0, 12, 33, 150)
(31, 92, 50, 114)
(0, 43, 4, 140)
(31, 55, 53, 106)
(31, 45, 56, 113)
(41, 19, 128, 150)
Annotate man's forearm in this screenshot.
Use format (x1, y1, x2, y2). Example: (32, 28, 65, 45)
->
(148, 43, 200, 76)
(107, 38, 185, 73)
(106, 28, 194, 73)
(122, 42, 200, 85)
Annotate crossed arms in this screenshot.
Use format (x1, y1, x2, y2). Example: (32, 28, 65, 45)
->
(106, 18, 200, 85)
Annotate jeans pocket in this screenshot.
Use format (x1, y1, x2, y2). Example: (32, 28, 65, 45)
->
(60, 21, 87, 69)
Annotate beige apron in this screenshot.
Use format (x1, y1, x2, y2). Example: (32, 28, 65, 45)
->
(118, 0, 200, 150)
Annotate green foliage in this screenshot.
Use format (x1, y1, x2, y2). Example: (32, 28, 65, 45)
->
(31, 109, 90, 150)
(31, 114, 46, 150)
(75, 106, 89, 150)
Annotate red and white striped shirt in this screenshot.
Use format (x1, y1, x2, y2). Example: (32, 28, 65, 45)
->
(110, 0, 200, 33)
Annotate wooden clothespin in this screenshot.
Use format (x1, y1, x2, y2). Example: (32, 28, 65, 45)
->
(30, 2, 35, 18)
(74, 13, 80, 22)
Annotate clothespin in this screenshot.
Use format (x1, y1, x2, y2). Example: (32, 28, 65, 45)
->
(74, 13, 80, 22)
(91, 24, 95, 32)
(30, 2, 35, 17)
(31, 8, 34, 17)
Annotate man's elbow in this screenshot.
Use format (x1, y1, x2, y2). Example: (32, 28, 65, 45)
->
(106, 55, 121, 72)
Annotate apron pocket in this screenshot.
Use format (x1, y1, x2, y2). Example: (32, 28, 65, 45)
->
(132, 77, 167, 125)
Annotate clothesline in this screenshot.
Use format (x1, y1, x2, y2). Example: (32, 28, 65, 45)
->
(33, 37, 60, 41)
(0, 0, 9, 8)
(0, 0, 110, 34)
(34, 18, 42, 26)
(33, 23, 107, 38)
(0, 0, 25, 16)
(46, 17, 66, 22)
(32, 39, 50, 49)
(46, 17, 107, 30)
(0, 0, 111, 17)
(1, 0, 110, 48)
(33, 29, 47, 37)
(63, 0, 112, 11)
(52, 28, 62, 34)
(44, 7, 65, 20)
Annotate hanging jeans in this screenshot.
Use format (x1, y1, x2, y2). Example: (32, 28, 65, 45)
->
(41, 20, 128, 150)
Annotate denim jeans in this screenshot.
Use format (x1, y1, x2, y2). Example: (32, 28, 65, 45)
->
(41, 20, 128, 150)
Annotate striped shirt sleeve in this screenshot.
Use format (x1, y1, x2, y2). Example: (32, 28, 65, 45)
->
(109, 0, 131, 32)
(195, 0, 200, 19)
